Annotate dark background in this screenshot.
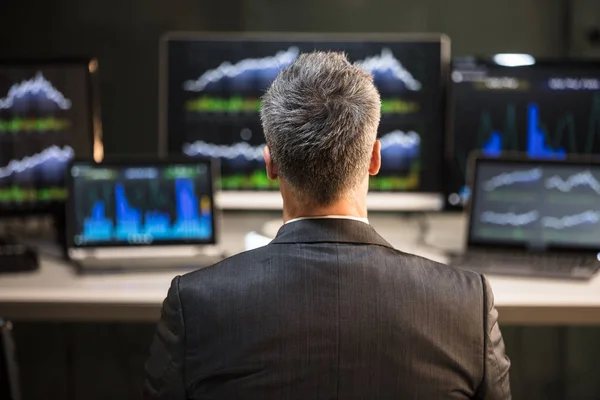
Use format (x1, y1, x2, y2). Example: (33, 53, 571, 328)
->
(2, 0, 598, 159)
(2, 0, 600, 399)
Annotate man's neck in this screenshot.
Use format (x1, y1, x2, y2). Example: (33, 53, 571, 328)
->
(282, 196, 367, 223)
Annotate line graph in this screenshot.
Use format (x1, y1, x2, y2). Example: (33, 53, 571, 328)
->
(355, 48, 421, 91)
(0, 72, 72, 110)
(183, 140, 264, 161)
(184, 95, 421, 115)
(182, 130, 420, 161)
(545, 170, 600, 195)
(480, 210, 540, 226)
(0, 117, 71, 133)
(183, 47, 422, 93)
(482, 168, 542, 191)
(183, 47, 300, 92)
(0, 145, 74, 179)
(542, 210, 600, 229)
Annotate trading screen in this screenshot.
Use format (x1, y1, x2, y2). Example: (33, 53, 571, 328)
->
(448, 59, 600, 208)
(165, 37, 446, 193)
(70, 163, 214, 246)
(470, 161, 600, 248)
(0, 64, 93, 206)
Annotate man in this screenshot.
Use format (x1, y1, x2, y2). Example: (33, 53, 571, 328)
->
(144, 52, 511, 399)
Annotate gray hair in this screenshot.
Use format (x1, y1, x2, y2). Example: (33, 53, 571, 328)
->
(260, 51, 381, 206)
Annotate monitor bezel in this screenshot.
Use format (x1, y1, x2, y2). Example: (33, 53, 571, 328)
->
(65, 156, 219, 251)
(158, 31, 451, 211)
(466, 152, 600, 254)
(0, 57, 103, 217)
(445, 56, 600, 211)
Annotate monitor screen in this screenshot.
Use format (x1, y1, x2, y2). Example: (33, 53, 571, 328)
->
(468, 157, 600, 252)
(66, 159, 216, 248)
(0, 60, 98, 213)
(161, 33, 449, 209)
(447, 58, 600, 209)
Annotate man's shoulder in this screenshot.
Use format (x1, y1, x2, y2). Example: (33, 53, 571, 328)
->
(179, 244, 274, 284)
(179, 242, 483, 290)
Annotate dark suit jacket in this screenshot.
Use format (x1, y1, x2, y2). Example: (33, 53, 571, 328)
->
(144, 218, 511, 399)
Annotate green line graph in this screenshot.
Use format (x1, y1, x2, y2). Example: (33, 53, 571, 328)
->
(185, 96, 420, 115)
(0, 117, 71, 133)
(218, 162, 420, 191)
(0, 186, 67, 202)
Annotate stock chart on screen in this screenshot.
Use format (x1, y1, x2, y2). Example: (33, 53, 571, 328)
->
(0, 63, 94, 209)
(70, 162, 214, 246)
(448, 58, 600, 209)
(164, 35, 447, 194)
(470, 160, 600, 248)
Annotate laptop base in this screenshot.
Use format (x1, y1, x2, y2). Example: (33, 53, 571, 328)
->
(449, 251, 600, 281)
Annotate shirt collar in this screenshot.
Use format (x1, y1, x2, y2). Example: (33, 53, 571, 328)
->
(285, 215, 369, 225)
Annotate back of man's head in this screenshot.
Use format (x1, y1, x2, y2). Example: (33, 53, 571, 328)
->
(260, 51, 381, 206)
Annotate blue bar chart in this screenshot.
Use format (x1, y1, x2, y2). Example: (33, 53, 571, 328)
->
(80, 177, 212, 242)
(482, 103, 566, 159)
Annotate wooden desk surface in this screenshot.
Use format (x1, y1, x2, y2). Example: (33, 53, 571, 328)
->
(1, 212, 600, 325)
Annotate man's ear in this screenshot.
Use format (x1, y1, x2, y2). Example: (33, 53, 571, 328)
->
(369, 140, 381, 175)
(264, 146, 279, 180)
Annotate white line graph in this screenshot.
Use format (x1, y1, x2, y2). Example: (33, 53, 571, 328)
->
(545, 170, 600, 195)
(0, 72, 72, 110)
(542, 210, 600, 229)
(183, 130, 420, 161)
(183, 47, 300, 92)
(355, 48, 421, 91)
(483, 168, 542, 191)
(183, 140, 264, 161)
(480, 210, 539, 226)
(0, 145, 74, 179)
(379, 130, 420, 149)
(183, 47, 422, 92)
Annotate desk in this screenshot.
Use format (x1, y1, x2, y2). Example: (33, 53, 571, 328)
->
(1, 212, 600, 325)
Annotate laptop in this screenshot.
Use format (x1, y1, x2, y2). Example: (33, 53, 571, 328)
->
(448, 155, 600, 280)
(65, 158, 226, 273)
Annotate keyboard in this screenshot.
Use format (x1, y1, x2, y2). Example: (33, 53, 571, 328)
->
(75, 254, 226, 274)
(0, 236, 39, 274)
(449, 251, 600, 280)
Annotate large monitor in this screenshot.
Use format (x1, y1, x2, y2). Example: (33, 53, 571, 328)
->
(0, 59, 102, 216)
(447, 57, 600, 209)
(160, 32, 450, 210)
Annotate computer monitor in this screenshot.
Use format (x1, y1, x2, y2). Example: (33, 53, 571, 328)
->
(65, 158, 217, 255)
(447, 57, 600, 210)
(468, 155, 600, 252)
(0, 59, 102, 216)
(160, 32, 450, 210)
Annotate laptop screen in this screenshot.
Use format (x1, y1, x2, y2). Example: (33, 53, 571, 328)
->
(66, 159, 216, 248)
(468, 157, 600, 252)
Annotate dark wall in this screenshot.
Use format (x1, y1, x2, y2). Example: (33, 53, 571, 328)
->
(0, 0, 243, 157)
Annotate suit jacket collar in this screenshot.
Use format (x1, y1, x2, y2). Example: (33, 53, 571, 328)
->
(271, 218, 394, 248)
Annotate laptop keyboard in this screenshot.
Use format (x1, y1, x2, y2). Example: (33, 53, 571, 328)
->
(76, 254, 225, 273)
(450, 251, 600, 280)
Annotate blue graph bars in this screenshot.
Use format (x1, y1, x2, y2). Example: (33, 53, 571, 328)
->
(482, 103, 566, 158)
(115, 183, 142, 239)
(83, 201, 113, 241)
(173, 179, 212, 238)
(526, 104, 566, 158)
(81, 178, 212, 242)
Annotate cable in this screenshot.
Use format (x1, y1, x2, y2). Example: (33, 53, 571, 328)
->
(411, 212, 452, 255)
